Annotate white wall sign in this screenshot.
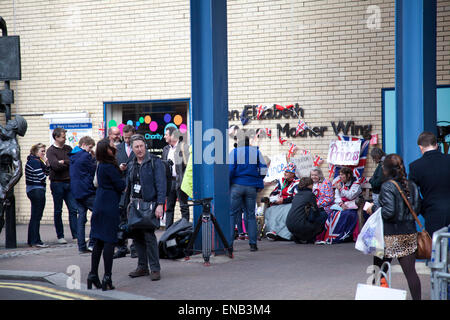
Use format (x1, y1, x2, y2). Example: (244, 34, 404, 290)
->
(327, 140, 361, 166)
(49, 122, 93, 149)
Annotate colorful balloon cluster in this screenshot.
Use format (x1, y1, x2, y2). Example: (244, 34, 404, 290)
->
(108, 113, 187, 136)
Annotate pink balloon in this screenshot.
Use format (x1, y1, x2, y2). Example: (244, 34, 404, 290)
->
(118, 123, 125, 135)
(179, 124, 187, 134)
(149, 121, 158, 132)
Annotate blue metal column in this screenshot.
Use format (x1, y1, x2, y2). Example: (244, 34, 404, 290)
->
(190, 0, 230, 252)
(395, 0, 437, 170)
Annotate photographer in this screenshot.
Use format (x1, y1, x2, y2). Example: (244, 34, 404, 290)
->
(126, 135, 167, 281)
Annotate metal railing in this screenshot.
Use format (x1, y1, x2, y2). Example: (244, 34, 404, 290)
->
(430, 225, 450, 300)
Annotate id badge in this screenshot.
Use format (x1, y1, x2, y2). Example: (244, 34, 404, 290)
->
(133, 184, 141, 193)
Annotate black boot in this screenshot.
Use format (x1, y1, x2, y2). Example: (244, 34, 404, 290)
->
(87, 272, 101, 289)
(102, 274, 115, 291)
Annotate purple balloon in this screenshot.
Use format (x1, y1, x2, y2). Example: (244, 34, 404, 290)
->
(164, 114, 172, 123)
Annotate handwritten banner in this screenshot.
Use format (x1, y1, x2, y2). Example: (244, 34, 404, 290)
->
(291, 154, 315, 178)
(327, 140, 361, 166)
(264, 154, 287, 182)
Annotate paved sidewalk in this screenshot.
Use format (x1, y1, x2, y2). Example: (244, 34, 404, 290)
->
(0, 224, 432, 300)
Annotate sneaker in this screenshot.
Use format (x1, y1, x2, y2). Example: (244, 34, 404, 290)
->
(57, 238, 68, 244)
(238, 233, 246, 240)
(150, 271, 161, 281)
(244, 233, 249, 240)
(128, 268, 150, 278)
(34, 243, 49, 248)
(79, 249, 91, 254)
(87, 246, 93, 252)
(250, 244, 258, 252)
(266, 231, 277, 240)
(314, 241, 326, 245)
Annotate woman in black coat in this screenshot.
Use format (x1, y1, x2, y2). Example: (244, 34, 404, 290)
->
(367, 154, 421, 300)
(87, 140, 126, 291)
(286, 177, 327, 243)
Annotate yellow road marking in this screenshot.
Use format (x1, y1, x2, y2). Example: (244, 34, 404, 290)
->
(0, 282, 97, 300)
(0, 284, 73, 300)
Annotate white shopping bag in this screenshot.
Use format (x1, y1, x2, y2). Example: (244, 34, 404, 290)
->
(355, 284, 407, 300)
(355, 207, 384, 258)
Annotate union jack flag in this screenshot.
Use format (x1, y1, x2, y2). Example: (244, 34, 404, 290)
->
(279, 136, 287, 145)
(295, 120, 308, 136)
(256, 105, 268, 120)
(265, 128, 272, 138)
(328, 163, 335, 179)
(313, 155, 324, 167)
(331, 135, 370, 184)
(287, 143, 297, 159)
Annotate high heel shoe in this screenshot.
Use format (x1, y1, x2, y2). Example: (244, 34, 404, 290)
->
(102, 274, 115, 291)
(87, 273, 101, 289)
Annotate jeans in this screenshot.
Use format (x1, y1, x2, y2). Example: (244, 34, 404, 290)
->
(230, 184, 257, 246)
(50, 181, 78, 239)
(75, 195, 95, 251)
(165, 179, 190, 229)
(27, 188, 46, 245)
(134, 230, 160, 272)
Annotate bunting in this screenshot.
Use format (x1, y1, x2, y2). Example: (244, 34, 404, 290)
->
(295, 119, 308, 136)
(313, 155, 324, 167)
(287, 143, 297, 160)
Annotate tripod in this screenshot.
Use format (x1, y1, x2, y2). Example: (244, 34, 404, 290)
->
(182, 198, 233, 266)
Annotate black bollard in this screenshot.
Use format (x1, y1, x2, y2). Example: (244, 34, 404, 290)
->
(4, 192, 16, 248)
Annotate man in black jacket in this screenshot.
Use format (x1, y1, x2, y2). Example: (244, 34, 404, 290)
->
(113, 125, 137, 259)
(126, 135, 166, 281)
(409, 132, 450, 236)
(162, 129, 190, 229)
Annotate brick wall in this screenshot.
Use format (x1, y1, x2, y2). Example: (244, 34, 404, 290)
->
(0, 0, 448, 225)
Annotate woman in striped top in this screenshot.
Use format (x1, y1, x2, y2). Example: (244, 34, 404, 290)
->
(25, 143, 50, 248)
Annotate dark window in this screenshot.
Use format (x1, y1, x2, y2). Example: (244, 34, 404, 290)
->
(104, 100, 189, 156)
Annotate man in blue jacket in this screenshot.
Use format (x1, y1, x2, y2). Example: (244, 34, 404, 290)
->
(229, 136, 267, 252)
(69, 136, 97, 254)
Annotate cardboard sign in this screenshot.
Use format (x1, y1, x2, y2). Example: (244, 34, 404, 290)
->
(327, 140, 361, 166)
(264, 154, 287, 182)
(290, 154, 315, 178)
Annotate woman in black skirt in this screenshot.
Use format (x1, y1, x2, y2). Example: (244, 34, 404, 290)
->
(366, 154, 421, 300)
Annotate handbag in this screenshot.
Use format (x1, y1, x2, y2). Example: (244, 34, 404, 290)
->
(127, 198, 160, 230)
(389, 180, 432, 259)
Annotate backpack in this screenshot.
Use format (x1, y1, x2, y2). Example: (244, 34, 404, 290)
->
(158, 218, 193, 259)
(151, 156, 173, 197)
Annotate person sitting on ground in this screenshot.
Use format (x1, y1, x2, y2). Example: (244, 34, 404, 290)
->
(321, 167, 362, 244)
(310, 168, 334, 214)
(267, 162, 299, 206)
(264, 163, 299, 241)
(286, 177, 328, 244)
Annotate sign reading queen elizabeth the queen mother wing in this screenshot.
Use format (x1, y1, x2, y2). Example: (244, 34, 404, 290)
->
(327, 140, 361, 166)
